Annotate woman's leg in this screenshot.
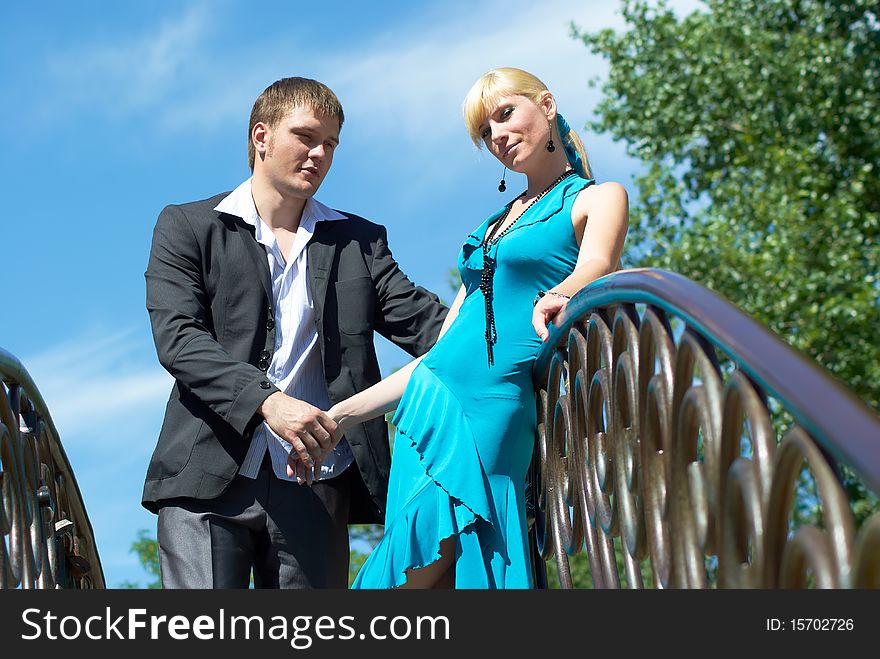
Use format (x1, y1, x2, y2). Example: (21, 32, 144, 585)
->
(397, 537, 456, 589)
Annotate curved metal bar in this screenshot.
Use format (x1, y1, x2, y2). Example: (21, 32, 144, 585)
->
(717, 372, 775, 588)
(531, 269, 880, 589)
(764, 427, 855, 588)
(534, 269, 880, 492)
(0, 347, 105, 589)
(852, 516, 880, 588)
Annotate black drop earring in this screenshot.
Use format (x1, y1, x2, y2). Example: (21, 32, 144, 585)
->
(498, 166, 507, 192)
(546, 119, 556, 152)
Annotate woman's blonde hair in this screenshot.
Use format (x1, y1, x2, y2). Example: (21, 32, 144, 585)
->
(462, 67, 591, 178)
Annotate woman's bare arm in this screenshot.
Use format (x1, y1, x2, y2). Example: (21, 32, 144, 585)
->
(532, 182, 629, 340)
(330, 284, 468, 433)
(288, 284, 468, 481)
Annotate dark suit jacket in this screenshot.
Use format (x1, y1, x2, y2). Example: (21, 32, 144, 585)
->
(142, 192, 447, 523)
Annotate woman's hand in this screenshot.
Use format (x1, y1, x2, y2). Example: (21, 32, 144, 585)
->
(286, 402, 351, 484)
(532, 293, 569, 342)
(284, 350, 429, 483)
(327, 402, 354, 444)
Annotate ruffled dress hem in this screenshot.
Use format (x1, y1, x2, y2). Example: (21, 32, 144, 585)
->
(351, 363, 529, 589)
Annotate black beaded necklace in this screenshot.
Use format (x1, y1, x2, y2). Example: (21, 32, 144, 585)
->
(479, 168, 577, 367)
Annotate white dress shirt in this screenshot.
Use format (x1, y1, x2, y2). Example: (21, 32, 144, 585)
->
(214, 178, 354, 482)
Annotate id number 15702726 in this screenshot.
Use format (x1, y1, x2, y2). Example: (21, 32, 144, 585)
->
(765, 618, 854, 631)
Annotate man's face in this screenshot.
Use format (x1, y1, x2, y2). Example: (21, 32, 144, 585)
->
(254, 105, 340, 199)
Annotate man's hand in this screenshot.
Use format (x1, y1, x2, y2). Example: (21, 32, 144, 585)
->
(259, 392, 337, 484)
(286, 403, 353, 481)
(285, 402, 352, 483)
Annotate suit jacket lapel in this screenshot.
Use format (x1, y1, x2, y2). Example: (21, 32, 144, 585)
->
(308, 221, 336, 338)
(231, 215, 273, 303)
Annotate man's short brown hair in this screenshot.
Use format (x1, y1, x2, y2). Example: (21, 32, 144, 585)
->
(248, 77, 344, 171)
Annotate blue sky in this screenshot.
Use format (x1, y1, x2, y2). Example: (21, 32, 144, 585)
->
(1, 0, 700, 586)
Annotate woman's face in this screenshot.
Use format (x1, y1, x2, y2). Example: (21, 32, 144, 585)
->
(479, 94, 550, 173)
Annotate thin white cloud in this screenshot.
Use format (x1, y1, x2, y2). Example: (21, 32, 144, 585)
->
(159, 0, 623, 138)
(148, 0, 705, 205)
(45, 4, 213, 117)
(322, 0, 707, 144)
(21, 328, 172, 442)
(43, 0, 705, 138)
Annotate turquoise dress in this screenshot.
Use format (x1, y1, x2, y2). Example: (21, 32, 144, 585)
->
(352, 174, 594, 588)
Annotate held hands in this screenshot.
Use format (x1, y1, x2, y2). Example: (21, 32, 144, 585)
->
(259, 392, 337, 485)
(532, 292, 570, 342)
(282, 401, 350, 485)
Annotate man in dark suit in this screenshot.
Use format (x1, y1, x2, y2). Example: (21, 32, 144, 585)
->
(143, 77, 446, 588)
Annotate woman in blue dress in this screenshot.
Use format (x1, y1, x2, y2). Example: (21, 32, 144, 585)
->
(307, 68, 627, 588)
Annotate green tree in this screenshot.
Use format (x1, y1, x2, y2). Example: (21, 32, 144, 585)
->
(120, 529, 161, 589)
(348, 524, 384, 586)
(544, 544, 657, 589)
(574, 0, 879, 524)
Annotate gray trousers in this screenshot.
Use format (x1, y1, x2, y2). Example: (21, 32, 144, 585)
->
(157, 457, 351, 589)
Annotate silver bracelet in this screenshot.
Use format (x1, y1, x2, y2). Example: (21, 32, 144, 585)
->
(533, 290, 571, 307)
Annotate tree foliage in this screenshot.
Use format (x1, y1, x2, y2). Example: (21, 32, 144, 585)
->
(545, 543, 657, 589)
(575, 0, 879, 413)
(120, 529, 162, 589)
(348, 524, 384, 586)
(571, 1, 879, 528)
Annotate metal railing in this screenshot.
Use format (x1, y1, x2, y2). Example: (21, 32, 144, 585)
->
(529, 269, 880, 588)
(1, 347, 105, 588)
